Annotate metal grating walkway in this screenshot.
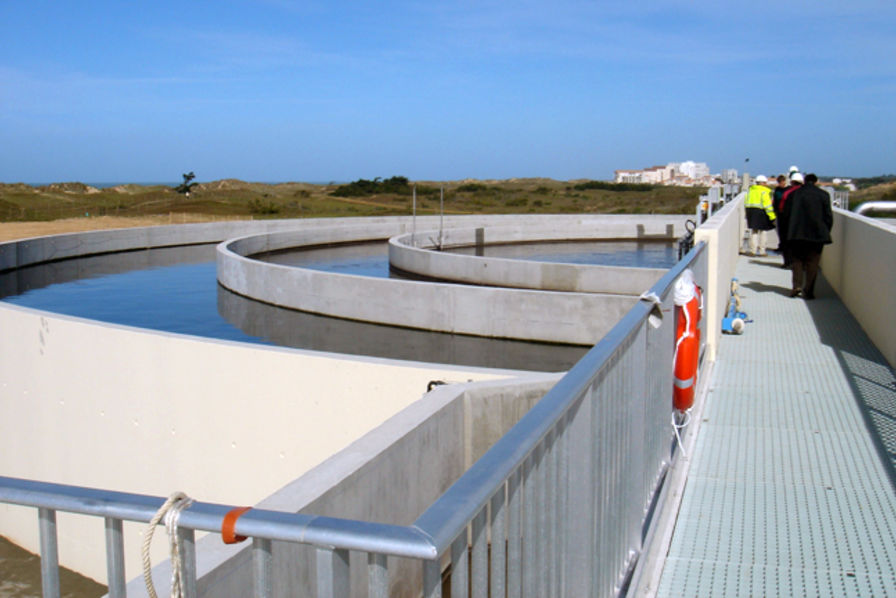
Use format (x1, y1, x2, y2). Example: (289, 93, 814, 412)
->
(657, 254, 896, 597)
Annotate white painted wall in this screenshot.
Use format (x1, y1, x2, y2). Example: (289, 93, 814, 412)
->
(822, 210, 896, 367)
(694, 194, 744, 362)
(0, 305, 513, 582)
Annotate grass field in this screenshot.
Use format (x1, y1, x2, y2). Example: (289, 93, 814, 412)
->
(3, 177, 891, 240)
(0, 178, 705, 223)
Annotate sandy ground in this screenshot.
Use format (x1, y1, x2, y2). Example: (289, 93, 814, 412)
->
(0, 215, 236, 242)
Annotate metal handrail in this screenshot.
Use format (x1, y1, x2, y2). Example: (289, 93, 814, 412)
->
(854, 200, 896, 216)
(414, 242, 706, 552)
(0, 476, 439, 557)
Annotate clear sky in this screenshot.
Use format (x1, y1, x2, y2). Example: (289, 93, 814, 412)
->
(2, 1, 894, 184)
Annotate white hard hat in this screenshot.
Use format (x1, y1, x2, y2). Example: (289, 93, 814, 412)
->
(789, 165, 799, 173)
(790, 172, 804, 183)
(755, 175, 768, 183)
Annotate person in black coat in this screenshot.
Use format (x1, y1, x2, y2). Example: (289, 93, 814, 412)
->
(782, 173, 833, 299)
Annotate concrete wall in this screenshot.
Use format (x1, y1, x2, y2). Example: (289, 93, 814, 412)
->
(0, 214, 529, 271)
(694, 194, 744, 362)
(388, 217, 681, 294)
(129, 375, 560, 597)
(822, 210, 896, 367)
(218, 215, 687, 345)
(400, 214, 687, 247)
(219, 234, 636, 345)
(0, 304, 515, 584)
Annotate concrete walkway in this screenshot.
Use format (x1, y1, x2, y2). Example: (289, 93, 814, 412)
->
(657, 253, 896, 597)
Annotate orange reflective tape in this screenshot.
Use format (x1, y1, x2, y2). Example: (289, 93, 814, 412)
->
(221, 506, 251, 544)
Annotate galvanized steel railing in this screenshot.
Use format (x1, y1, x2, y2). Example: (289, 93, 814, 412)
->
(0, 241, 707, 598)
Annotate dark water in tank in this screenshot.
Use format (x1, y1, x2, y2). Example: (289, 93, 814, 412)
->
(0, 244, 589, 371)
(259, 239, 677, 273)
(447, 239, 678, 268)
(0, 240, 676, 372)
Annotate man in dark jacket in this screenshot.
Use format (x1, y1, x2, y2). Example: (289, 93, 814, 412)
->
(783, 173, 833, 299)
(776, 172, 804, 268)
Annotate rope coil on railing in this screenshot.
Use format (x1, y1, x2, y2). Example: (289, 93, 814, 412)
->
(142, 491, 194, 598)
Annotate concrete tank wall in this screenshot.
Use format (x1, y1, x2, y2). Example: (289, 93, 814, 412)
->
(217, 214, 688, 345)
(219, 235, 637, 345)
(388, 220, 678, 294)
(129, 375, 560, 597)
(822, 210, 896, 367)
(694, 194, 744, 362)
(0, 304, 513, 583)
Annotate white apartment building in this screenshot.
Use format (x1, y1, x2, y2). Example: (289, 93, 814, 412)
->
(669, 161, 710, 180)
(614, 161, 714, 186)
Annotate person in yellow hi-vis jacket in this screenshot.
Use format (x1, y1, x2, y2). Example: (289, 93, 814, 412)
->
(744, 175, 776, 256)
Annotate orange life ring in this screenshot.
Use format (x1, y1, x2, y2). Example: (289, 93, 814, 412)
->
(673, 287, 701, 412)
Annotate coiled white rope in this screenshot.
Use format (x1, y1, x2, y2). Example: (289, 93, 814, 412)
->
(672, 409, 691, 457)
(142, 491, 194, 598)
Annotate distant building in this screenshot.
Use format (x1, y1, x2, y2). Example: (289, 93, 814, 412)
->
(614, 161, 715, 187)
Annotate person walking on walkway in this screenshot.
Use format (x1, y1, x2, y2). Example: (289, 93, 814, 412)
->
(783, 173, 832, 299)
(772, 174, 788, 249)
(745, 175, 776, 256)
(776, 171, 804, 268)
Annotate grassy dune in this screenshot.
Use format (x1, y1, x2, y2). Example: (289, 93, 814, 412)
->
(0, 178, 704, 224)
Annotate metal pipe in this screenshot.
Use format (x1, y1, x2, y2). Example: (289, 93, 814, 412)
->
(471, 508, 487, 598)
(316, 547, 349, 598)
(104, 517, 126, 598)
(854, 201, 896, 216)
(0, 476, 440, 559)
(178, 527, 197, 598)
(450, 533, 468, 598)
(368, 553, 388, 598)
(39, 507, 60, 598)
(489, 487, 506, 598)
(253, 538, 273, 598)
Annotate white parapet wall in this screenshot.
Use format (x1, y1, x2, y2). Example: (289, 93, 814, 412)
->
(693, 199, 896, 368)
(822, 210, 896, 367)
(0, 304, 516, 583)
(694, 194, 744, 362)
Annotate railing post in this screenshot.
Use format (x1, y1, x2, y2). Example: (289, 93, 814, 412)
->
(253, 538, 273, 598)
(507, 469, 522, 598)
(450, 533, 469, 598)
(38, 507, 60, 598)
(368, 552, 388, 598)
(471, 507, 488, 598)
(423, 559, 442, 598)
(522, 455, 537, 598)
(104, 517, 126, 598)
(316, 547, 350, 598)
(489, 487, 506, 598)
(177, 527, 197, 598)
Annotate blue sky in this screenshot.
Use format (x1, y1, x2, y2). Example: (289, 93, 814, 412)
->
(2, 1, 894, 183)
